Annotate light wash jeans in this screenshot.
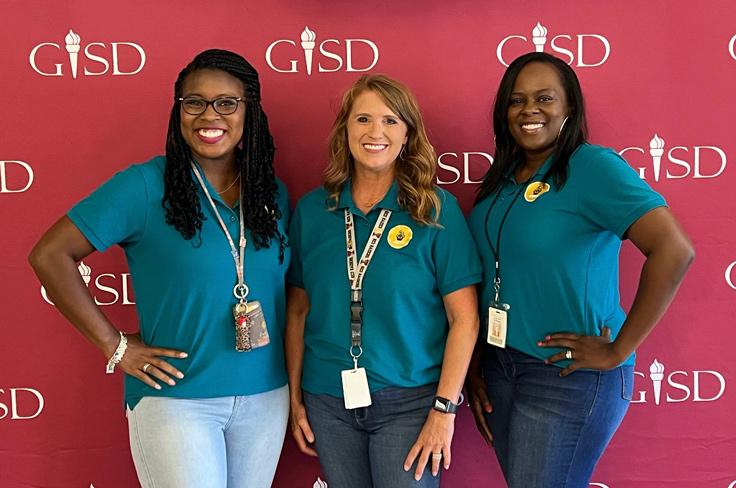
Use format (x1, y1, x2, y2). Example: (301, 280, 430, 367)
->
(482, 346, 633, 488)
(126, 385, 288, 488)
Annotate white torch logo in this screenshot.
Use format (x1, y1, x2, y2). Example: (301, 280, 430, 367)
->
(313, 477, 328, 488)
(78, 261, 92, 286)
(64, 29, 81, 78)
(532, 22, 548, 52)
(301, 26, 316, 75)
(649, 134, 665, 182)
(649, 358, 665, 405)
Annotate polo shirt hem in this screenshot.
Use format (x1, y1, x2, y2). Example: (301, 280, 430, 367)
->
(438, 273, 483, 297)
(125, 379, 289, 411)
(67, 210, 110, 251)
(612, 198, 667, 239)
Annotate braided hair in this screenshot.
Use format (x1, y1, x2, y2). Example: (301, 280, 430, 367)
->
(162, 49, 286, 261)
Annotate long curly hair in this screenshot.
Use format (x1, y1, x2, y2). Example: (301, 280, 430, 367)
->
(162, 49, 286, 260)
(324, 74, 441, 225)
(475, 52, 588, 204)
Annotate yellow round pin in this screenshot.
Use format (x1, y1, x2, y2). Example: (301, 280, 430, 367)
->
(524, 181, 551, 202)
(387, 225, 413, 249)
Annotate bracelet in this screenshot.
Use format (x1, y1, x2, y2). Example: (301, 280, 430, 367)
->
(105, 331, 128, 374)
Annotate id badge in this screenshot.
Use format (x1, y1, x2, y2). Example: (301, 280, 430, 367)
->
(234, 300, 271, 352)
(341, 367, 372, 409)
(487, 305, 508, 348)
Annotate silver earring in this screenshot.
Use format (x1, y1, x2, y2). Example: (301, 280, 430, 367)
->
(557, 116, 569, 139)
(399, 144, 406, 160)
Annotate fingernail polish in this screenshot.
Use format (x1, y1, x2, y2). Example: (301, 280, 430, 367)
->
(154, 384, 162, 390)
(177, 372, 184, 379)
(180, 353, 188, 358)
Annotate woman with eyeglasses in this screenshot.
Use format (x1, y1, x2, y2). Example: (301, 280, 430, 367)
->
(29, 49, 289, 488)
(465, 52, 694, 487)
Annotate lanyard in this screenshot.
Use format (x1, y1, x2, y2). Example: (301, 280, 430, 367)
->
(344, 208, 392, 361)
(482, 175, 533, 305)
(191, 162, 248, 301)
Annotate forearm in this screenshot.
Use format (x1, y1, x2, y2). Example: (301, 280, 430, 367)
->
(436, 318, 479, 402)
(613, 242, 694, 361)
(285, 286, 309, 405)
(29, 244, 120, 358)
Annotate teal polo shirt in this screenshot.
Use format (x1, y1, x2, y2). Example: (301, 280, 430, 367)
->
(467, 144, 666, 367)
(288, 182, 482, 396)
(68, 156, 289, 409)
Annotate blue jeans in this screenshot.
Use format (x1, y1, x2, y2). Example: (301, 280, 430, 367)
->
(303, 384, 440, 488)
(126, 385, 288, 488)
(482, 346, 633, 488)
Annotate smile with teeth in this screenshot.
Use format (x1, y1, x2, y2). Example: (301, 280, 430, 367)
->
(198, 129, 224, 138)
(363, 143, 388, 151)
(522, 123, 545, 130)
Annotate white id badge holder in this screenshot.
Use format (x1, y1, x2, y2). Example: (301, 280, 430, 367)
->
(487, 302, 510, 348)
(341, 367, 372, 409)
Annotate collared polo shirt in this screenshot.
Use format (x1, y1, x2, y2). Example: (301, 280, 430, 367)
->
(288, 181, 482, 396)
(68, 156, 289, 409)
(468, 143, 666, 366)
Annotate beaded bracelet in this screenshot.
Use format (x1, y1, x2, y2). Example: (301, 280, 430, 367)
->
(105, 331, 128, 374)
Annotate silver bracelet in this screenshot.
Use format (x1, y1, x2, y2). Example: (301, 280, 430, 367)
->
(105, 331, 128, 374)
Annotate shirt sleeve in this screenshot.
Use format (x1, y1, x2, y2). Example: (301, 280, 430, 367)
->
(67, 165, 148, 252)
(576, 147, 667, 239)
(286, 198, 304, 288)
(432, 190, 483, 296)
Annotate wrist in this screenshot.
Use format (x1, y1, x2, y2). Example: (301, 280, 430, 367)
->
(105, 331, 127, 374)
(432, 395, 458, 414)
(610, 340, 631, 366)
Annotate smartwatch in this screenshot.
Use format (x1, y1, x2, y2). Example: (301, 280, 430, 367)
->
(432, 396, 458, 414)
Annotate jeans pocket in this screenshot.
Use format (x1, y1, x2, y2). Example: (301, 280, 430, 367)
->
(620, 366, 634, 401)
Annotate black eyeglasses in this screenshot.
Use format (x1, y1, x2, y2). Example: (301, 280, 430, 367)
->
(178, 96, 244, 115)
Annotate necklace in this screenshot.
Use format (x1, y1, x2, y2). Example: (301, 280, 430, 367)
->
(217, 173, 241, 194)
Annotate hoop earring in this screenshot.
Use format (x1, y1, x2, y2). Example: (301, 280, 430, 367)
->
(399, 144, 406, 161)
(557, 116, 569, 140)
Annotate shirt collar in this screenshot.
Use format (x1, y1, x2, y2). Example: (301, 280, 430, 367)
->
(190, 159, 240, 209)
(337, 179, 401, 214)
(502, 153, 555, 184)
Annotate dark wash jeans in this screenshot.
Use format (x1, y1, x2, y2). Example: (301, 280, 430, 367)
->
(483, 346, 633, 488)
(303, 383, 440, 488)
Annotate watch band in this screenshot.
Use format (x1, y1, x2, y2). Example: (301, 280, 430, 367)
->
(432, 396, 458, 414)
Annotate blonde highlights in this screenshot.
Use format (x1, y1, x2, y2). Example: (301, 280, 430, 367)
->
(324, 74, 441, 225)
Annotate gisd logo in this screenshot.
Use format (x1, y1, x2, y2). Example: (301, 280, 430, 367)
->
(0, 160, 34, 193)
(729, 34, 736, 60)
(41, 261, 135, 306)
(620, 134, 727, 181)
(497, 21, 611, 67)
(29, 28, 146, 78)
(436, 151, 493, 185)
(265, 26, 379, 75)
(726, 260, 736, 291)
(632, 358, 726, 405)
(0, 388, 45, 420)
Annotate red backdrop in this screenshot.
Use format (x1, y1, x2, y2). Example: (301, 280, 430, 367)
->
(2, 1, 734, 487)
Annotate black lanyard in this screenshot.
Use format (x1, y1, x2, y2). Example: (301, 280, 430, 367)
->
(482, 175, 533, 304)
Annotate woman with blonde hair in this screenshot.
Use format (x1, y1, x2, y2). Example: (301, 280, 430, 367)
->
(285, 74, 481, 487)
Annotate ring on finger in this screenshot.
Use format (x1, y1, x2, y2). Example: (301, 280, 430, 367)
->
(564, 349, 573, 360)
(142, 363, 151, 373)
(431, 452, 442, 459)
